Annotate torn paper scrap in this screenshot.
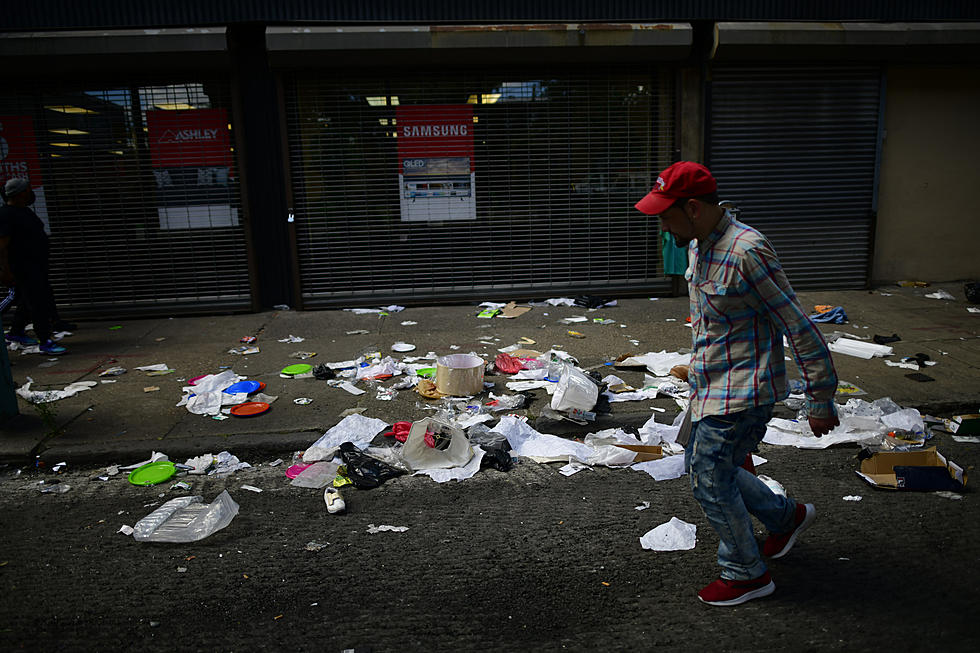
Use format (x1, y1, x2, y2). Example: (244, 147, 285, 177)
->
(559, 461, 592, 476)
(635, 501, 651, 511)
(367, 524, 409, 533)
(632, 455, 686, 481)
(640, 517, 697, 551)
(828, 338, 893, 359)
(843, 495, 863, 501)
(135, 363, 171, 372)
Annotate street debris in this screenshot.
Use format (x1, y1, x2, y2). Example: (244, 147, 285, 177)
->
(366, 524, 409, 533)
(132, 491, 239, 543)
(640, 517, 697, 552)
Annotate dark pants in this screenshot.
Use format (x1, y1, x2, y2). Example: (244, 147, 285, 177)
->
(8, 267, 56, 343)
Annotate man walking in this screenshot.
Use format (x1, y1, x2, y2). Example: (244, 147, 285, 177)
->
(0, 177, 67, 355)
(635, 161, 839, 606)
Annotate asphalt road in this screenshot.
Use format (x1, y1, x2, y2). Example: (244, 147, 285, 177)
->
(1, 430, 978, 652)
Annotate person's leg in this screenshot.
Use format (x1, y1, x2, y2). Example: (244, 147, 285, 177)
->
(732, 408, 799, 534)
(685, 406, 774, 580)
(15, 273, 53, 343)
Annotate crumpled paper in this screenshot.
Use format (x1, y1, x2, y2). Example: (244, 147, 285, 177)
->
(491, 416, 594, 463)
(303, 414, 389, 462)
(16, 378, 97, 404)
(640, 517, 697, 551)
(412, 446, 486, 483)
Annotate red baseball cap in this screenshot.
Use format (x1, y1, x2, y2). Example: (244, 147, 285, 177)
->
(634, 161, 717, 215)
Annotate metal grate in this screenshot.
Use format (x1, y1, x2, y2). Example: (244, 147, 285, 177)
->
(284, 67, 675, 306)
(707, 64, 882, 290)
(0, 81, 251, 316)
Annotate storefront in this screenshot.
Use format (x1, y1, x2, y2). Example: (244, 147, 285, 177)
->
(282, 64, 679, 306)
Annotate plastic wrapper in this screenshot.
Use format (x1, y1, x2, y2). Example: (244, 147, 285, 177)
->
(339, 442, 404, 489)
(290, 461, 340, 488)
(133, 490, 239, 543)
(402, 418, 474, 471)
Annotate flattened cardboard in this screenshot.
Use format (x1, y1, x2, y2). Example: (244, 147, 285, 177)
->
(856, 447, 966, 490)
(499, 301, 532, 319)
(614, 444, 663, 463)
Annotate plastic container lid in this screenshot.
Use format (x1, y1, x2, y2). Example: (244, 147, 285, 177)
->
(128, 461, 177, 486)
(281, 363, 313, 376)
(224, 380, 261, 395)
(229, 402, 270, 417)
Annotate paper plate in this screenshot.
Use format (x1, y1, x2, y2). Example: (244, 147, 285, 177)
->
(229, 402, 270, 417)
(281, 363, 313, 376)
(391, 342, 416, 352)
(127, 461, 177, 486)
(188, 375, 207, 386)
(224, 380, 261, 395)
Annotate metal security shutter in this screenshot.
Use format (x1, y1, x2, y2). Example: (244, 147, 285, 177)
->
(0, 81, 251, 317)
(707, 65, 882, 290)
(284, 68, 674, 306)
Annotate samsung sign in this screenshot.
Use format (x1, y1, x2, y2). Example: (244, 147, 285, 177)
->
(401, 124, 468, 138)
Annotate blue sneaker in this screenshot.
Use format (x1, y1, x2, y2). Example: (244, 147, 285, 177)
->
(5, 333, 39, 346)
(39, 340, 67, 355)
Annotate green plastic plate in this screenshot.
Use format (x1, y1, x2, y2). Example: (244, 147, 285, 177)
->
(281, 363, 313, 376)
(127, 461, 177, 486)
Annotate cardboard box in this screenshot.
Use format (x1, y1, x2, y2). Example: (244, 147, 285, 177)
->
(856, 447, 966, 491)
(614, 444, 663, 463)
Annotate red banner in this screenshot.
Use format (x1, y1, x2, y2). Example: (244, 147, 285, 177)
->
(0, 115, 43, 187)
(396, 105, 474, 173)
(146, 108, 232, 169)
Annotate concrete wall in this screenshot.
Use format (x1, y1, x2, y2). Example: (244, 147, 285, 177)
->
(874, 65, 980, 283)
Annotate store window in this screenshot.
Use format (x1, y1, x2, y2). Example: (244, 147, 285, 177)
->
(0, 81, 249, 313)
(285, 67, 674, 304)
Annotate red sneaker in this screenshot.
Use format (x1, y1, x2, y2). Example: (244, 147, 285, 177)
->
(698, 572, 775, 606)
(762, 502, 816, 559)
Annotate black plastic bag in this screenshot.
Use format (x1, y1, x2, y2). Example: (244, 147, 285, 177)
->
(339, 442, 403, 489)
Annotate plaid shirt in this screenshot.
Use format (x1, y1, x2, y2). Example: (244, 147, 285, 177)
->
(685, 210, 838, 421)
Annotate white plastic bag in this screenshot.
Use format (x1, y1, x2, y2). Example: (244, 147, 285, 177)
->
(132, 490, 239, 543)
(551, 365, 599, 412)
(402, 418, 473, 471)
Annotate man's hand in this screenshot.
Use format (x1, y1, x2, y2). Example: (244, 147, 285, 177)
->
(809, 414, 840, 437)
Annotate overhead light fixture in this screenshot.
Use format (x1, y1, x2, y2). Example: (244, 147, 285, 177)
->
(466, 94, 501, 105)
(153, 103, 195, 110)
(45, 105, 97, 115)
(473, 116, 479, 124)
(109, 150, 124, 155)
(379, 118, 389, 126)
(49, 128, 89, 136)
(49, 142, 80, 148)
(366, 96, 399, 107)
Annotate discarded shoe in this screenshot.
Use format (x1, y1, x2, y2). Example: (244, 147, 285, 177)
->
(698, 572, 775, 606)
(323, 487, 346, 514)
(5, 333, 38, 346)
(762, 502, 815, 559)
(39, 340, 67, 355)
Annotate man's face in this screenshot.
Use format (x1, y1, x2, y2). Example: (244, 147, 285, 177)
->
(658, 200, 696, 247)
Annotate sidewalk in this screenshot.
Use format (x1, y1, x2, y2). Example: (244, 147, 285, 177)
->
(1, 284, 978, 466)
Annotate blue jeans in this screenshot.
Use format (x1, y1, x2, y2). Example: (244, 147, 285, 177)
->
(685, 405, 798, 580)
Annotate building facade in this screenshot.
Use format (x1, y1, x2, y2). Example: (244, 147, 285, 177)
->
(2, 2, 978, 316)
